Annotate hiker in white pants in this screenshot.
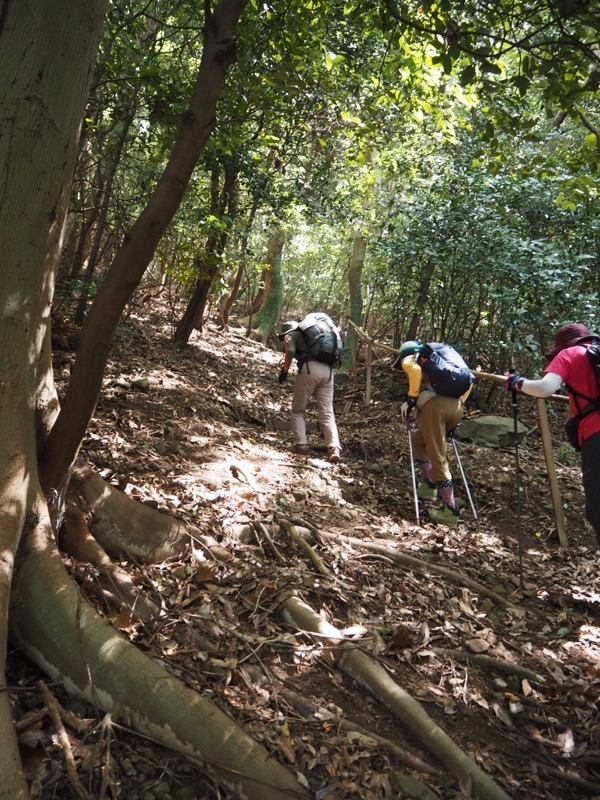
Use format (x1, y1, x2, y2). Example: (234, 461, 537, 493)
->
(278, 318, 341, 463)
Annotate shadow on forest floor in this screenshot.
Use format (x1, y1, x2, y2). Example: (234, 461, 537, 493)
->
(10, 303, 600, 800)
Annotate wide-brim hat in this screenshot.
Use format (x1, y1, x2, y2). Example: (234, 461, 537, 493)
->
(545, 323, 596, 361)
(277, 320, 298, 340)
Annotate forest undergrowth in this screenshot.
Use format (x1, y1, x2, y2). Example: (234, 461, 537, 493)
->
(9, 302, 600, 800)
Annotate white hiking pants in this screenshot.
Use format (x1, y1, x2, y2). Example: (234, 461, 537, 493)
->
(291, 361, 340, 450)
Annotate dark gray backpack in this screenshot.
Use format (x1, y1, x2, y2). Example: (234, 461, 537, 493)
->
(417, 342, 474, 397)
(297, 313, 344, 367)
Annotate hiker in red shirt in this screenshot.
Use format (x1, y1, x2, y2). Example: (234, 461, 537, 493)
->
(506, 323, 600, 545)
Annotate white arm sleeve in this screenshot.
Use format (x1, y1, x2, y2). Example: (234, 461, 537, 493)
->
(520, 372, 563, 398)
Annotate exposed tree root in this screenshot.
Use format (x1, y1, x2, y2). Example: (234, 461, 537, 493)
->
(539, 765, 600, 794)
(312, 527, 518, 609)
(253, 521, 285, 562)
(278, 517, 334, 577)
(431, 647, 546, 684)
(282, 594, 514, 800)
(10, 495, 310, 800)
(281, 687, 439, 777)
(69, 463, 189, 562)
(61, 506, 162, 622)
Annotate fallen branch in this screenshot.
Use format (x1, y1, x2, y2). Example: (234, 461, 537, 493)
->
(39, 681, 91, 800)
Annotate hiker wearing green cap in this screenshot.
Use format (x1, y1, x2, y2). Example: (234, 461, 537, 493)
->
(506, 322, 600, 545)
(394, 340, 474, 527)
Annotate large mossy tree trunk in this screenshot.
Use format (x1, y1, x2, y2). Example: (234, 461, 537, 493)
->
(250, 226, 286, 342)
(0, 2, 108, 795)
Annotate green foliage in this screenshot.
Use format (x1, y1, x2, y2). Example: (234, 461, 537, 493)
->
(56, 0, 599, 366)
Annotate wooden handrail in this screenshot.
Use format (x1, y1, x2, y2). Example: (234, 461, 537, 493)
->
(345, 320, 569, 404)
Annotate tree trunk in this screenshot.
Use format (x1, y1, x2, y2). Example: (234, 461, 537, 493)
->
(250, 226, 286, 342)
(345, 232, 366, 371)
(0, 1, 296, 795)
(191, 167, 239, 330)
(39, 0, 250, 497)
(174, 164, 224, 344)
(217, 194, 260, 326)
(406, 257, 436, 342)
(0, 1, 109, 794)
(74, 108, 136, 325)
(172, 167, 237, 345)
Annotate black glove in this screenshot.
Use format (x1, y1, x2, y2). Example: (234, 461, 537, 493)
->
(505, 372, 523, 392)
(278, 369, 288, 384)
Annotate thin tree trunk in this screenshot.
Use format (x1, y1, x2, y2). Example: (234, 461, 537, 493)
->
(39, 0, 250, 496)
(74, 108, 136, 325)
(192, 168, 238, 329)
(406, 257, 436, 341)
(345, 233, 366, 371)
(218, 194, 259, 326)
(173, 166, 238, 344)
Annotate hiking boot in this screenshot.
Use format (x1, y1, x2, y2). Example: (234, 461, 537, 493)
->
(428, 503, 460, 527)
(417, 481, 437, 500)
(293, 443, 310, 456)
(327, 447, 341, 464)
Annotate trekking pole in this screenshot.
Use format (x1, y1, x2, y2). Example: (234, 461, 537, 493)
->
(448, 430, 478, 528)
(511, 386, 525, 589)
(406, 412, 420, 525)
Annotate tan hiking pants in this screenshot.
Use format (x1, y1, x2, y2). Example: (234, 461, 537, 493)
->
(412, 395, 464, 483)
(291, 361, 340, 449)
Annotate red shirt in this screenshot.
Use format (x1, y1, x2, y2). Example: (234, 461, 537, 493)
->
(545, 344, 600, 445)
